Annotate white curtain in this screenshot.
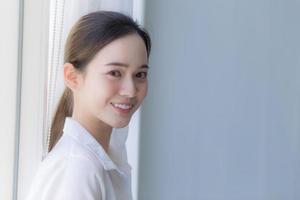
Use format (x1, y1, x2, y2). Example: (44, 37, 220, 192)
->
(45, 0, 143, 199)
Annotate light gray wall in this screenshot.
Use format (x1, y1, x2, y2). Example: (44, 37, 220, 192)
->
(138, 0, 300, 199)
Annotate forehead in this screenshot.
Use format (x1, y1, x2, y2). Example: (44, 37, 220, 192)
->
(88, 34, 148, 68)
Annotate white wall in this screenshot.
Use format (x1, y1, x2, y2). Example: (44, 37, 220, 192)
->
(0, 1, 20, 200)
(139, 0, 300, 199)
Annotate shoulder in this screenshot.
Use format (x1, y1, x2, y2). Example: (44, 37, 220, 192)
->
(37, 135, 106, 186)
(59, 154, 105, 189)
(26, 146, 106, 199)
(44, 134, 104, 172)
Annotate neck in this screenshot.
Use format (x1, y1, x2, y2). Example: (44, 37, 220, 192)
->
(71, 113, 113, 154)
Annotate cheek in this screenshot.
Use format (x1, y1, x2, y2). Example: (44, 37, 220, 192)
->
(90, 79, 120, 100)
(138, 82, 148, 99)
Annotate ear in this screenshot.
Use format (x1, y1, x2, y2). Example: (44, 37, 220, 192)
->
(63, 63, 82, 91)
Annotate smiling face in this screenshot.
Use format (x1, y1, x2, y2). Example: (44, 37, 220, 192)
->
(65, 33, 149, 128)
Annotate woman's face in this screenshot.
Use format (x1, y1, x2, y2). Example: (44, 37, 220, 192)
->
(70, 34, 149, 128)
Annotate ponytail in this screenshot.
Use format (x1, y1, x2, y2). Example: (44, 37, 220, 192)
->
(47, 87, 73, 152)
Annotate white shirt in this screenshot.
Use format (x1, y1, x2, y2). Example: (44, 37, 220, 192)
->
(25, 117, 133, 200)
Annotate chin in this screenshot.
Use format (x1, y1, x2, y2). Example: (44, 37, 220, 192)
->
(113, 124, 128, 128)
(111, 120, 131, 128)
(113, 123, 129, 129)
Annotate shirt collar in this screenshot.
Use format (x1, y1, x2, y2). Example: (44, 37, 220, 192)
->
(62, 117, 131, 176)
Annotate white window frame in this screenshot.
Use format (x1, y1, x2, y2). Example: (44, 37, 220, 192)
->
(0, 0, 22, 200)
(17, 0, 50, 199)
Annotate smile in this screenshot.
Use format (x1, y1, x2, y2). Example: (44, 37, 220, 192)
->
(111, 103, 134, 114)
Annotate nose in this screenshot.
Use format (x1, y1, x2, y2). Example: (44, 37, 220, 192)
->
(119, 77, 137, 98)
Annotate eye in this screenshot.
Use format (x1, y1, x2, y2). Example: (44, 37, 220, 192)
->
(136, 72, 148, 79)
(107, 70, 121, 77)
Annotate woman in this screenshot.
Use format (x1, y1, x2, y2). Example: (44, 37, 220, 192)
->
(25, 10, 151, 200)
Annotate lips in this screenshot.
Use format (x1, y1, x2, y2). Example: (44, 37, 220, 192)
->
(112, 103, 133, 109)
(111, 102, 134, 114)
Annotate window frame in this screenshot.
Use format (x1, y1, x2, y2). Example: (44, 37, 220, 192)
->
(17, 0, 50, 199)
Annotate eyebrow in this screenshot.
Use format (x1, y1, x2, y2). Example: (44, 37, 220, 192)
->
(105, 62, 149, 69)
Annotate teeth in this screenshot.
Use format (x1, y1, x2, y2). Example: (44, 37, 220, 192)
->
(112, 103, 132, 109)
